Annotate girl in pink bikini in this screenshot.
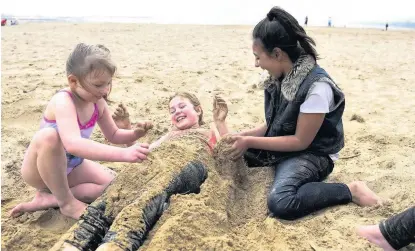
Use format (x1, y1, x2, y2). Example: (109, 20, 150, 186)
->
(10, 43, 152, 220)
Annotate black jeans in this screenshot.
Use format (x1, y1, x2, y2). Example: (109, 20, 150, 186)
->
(245, 151, 352, 220)
(380, 206, 415, 250)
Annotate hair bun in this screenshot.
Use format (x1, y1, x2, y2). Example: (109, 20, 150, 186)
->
(96, 44, 110, 53)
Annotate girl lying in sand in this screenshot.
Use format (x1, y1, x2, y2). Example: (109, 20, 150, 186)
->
(111, 92, 228, 151)
(53, 92, 230, 251)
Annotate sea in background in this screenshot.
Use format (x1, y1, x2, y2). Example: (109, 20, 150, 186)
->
(2, 14, 415, 30)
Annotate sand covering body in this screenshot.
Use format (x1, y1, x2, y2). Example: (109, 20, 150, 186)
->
(51, 132, 215, 250)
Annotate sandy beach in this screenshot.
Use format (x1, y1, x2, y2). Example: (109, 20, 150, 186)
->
(1, 22, 415, 250)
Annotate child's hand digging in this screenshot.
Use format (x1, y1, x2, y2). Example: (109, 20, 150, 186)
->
(133, 121, 153, 138)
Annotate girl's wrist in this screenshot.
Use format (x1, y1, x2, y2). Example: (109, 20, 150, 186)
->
(132, 130, 143, 140)
(108, 146, 127, 162)
(237, 131, 245, 136)
(244, 136, 253, 148)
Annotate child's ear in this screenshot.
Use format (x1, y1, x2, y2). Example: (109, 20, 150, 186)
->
(67, 74, 79, 89)
(195, 106, 202, 115)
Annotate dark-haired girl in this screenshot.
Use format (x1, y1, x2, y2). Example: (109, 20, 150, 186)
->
(220, 6, 381, 220)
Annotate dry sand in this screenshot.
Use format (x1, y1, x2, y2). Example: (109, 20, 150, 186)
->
(1, 23, 415, 251)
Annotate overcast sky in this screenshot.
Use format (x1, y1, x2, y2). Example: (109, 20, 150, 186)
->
(2, 0, 415, 26)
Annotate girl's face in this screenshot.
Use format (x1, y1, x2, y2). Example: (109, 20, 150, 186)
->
(252, 40, 284, 79)
(69, 70, 112, 102)
(169, 96, 201, 130)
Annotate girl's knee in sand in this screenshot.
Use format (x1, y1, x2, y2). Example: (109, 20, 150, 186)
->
(21, 128, 64, 180)
(21, 128, 69, 190)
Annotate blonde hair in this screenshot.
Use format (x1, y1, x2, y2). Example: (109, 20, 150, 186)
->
(66, 43, 116, 99)
(169, 92, 204, 125)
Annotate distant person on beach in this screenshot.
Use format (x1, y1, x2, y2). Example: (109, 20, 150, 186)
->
(218, 6, 381, 220)
(386, 23, 389, 31)
(328, 17, 332, 27)
(304, 16, 308, 26)
(10, 43, 153, 220)
(357, 206, 415, 251)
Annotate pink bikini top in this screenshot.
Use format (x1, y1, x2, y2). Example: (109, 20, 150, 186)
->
(40, 90, 99, 139)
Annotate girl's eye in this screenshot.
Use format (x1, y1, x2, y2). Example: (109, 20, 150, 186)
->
(95, 82, 111, 88)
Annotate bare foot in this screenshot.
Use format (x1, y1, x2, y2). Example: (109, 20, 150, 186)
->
(112, 103, 131, 130)
(357, 225, 396, 251)
(10, 190, 59, 218)
(59, 199, 87, 220)
(96, 243, 124, 251)
(347, 181, 382, 207)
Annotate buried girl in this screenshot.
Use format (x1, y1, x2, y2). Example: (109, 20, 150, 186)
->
(50, 92, 231, 251)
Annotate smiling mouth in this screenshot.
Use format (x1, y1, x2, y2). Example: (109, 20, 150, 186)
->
(176, 116, 186, 122)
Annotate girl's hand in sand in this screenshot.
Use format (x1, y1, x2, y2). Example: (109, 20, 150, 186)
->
(213, 95, 228, 123)
(123, 143, 150, 162)
(133, 121, 153, 138)
(223, 135, 248, 160)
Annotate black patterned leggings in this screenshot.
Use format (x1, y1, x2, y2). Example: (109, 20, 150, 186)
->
(64, 161, 208, 251)
(245, 151, 352, 220)
(380, 206, 415, 250)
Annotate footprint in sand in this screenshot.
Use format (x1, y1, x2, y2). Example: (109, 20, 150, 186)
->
(34, 209, 76, 230)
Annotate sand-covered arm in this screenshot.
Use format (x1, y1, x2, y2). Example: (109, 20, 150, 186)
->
(213, 95, 266, 137)
(149, 133, 170, 150)
(213, 95, 231, 136)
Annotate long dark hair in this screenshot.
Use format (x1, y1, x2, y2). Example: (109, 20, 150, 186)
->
(253, 6, 318, 62)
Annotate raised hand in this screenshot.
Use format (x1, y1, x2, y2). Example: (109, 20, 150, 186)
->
(213, 95, 228, 123)
(112, 103, 132, 130)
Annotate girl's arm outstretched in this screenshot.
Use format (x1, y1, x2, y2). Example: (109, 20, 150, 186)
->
(55, 93, 148, 162)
